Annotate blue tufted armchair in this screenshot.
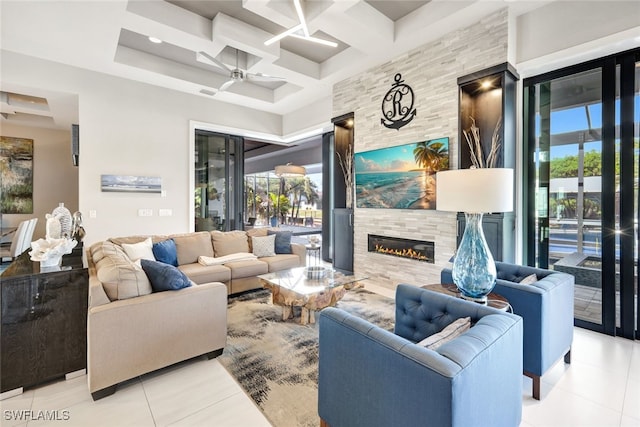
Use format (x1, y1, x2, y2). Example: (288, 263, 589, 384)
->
(318, 284, 523, 427)
(442, 261, 574, 400)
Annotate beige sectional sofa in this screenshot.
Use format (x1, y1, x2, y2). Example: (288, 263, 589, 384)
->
(86, 228, 306, 400)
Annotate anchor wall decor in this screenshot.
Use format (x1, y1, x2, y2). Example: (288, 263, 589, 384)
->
(381, 73, 416, 130)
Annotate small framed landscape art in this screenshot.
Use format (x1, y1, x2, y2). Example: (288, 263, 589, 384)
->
(354, 137, 449, 209)
(1, 136, 34, 214)
(101, 175, 162, 193)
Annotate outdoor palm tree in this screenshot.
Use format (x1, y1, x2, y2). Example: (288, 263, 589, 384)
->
(286, 177, 320, 221)
(413, 140, 449, 172)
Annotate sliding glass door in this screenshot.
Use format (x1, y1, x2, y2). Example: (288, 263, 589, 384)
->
(524, 48, 639, 338)
(194, 130, 244, 232)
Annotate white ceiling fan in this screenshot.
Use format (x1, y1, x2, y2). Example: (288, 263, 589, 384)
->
(197, 49, 285, 92)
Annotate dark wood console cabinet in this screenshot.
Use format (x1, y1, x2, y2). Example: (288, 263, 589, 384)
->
(1, 250, 88, 393)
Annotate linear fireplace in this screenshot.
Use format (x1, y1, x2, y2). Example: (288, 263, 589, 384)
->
(368, 234, 434, 263)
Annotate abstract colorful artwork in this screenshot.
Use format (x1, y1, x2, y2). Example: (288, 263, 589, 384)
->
(354, 137, 449, 209)
(1, 136, 34, 214)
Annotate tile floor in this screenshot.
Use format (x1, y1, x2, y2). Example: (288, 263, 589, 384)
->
(1, 282, 639, 427)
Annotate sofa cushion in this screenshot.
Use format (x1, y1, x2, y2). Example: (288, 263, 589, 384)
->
(172, 232, 214, 265)
(121, 237, 155, 262)
(152, 238, 178, 266)
(417, 317, 471, 350)
(252, 234, 276, 257)
(141, 259, 192, 291)
(260, 254, 301, 272)
(91, 241, 152, 301)
(178, 263, 231, 285)
(225, 260, 269, 279)
(267, 230, 293, 254)
(109, 235, 168, 246)
(211, 230, 249, 257)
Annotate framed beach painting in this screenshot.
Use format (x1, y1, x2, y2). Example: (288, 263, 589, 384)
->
(355, 137, 449, 209)
(101, 175, 162, 193)
(1, 136, 34, 214)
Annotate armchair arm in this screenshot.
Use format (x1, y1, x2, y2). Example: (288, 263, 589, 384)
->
(290, 242, 306, 266)
(442, 265, 574, 375)
(87, 281, 227, 393)
(318, 304, 522, 427)
(493, 271, 574, 375)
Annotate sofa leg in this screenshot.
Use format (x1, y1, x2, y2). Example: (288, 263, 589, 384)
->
(564, 348, 571, 364)
(207, 348, 224, 359)
(524, 372, 541, 400)
(320, 418, 330, 427)
(91, 385, 117, 401)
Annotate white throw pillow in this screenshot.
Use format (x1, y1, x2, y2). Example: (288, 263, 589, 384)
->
(519, 273, 538, 285)
(251, 234, 276, 257)
(418, 317, 471, 350)
(121, 237, 155, 262)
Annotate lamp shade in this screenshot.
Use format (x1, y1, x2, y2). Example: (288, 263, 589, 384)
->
(275, 164, 306, 177)
(436, 168, 513, 213)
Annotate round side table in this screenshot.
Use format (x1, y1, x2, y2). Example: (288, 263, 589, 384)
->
(422, 283, 512, 312)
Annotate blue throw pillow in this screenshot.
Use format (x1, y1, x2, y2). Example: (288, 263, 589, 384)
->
(141, 259, 191, 292)
(152, 239, 178, 266)
(268, 230, 292, 254)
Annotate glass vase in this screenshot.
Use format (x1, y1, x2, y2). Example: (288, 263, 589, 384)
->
(52, 203, 72, 238)
(452, 212, 497, 302)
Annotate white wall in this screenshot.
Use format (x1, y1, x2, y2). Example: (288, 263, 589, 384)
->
(2, 51, 283, 247)
(1, 123, 78, 241)
(516, 1, 640, 74)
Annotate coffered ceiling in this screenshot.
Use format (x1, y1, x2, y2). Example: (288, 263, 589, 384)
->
(0, 0, 548, 132)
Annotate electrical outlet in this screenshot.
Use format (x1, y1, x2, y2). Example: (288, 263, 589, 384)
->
(138, 209, 153, 217)
(159, 209, 172, 217)
(89, 210, 97, 218)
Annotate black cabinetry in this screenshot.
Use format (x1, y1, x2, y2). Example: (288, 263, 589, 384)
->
(333, 208, 354, 272)
(458, 62, 519, 169)
(457, 212, 515, 263)
(1, 251, 88, 393)
(456, 63, 519, 262)
(324, 113, 355, 270)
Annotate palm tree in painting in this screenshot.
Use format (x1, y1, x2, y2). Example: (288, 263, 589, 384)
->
(413, 140, 449, 173)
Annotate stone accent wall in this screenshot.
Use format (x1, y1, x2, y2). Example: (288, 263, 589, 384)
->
(332, 9, 509, 290)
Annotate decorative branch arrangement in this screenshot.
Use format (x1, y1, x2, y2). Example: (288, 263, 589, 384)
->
(463, 116, 502, 168)
(336, 143, 354, 209)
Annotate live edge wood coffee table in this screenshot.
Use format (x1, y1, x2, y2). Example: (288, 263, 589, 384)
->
(259, 267, 366, 325)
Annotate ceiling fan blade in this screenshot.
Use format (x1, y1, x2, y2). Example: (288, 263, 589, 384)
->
(219, 79, 236, 91)
(197, 51, 231, 72)
(247, 72, 286, 82)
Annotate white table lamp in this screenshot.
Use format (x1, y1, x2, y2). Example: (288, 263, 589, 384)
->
(436, 168, 514, 302)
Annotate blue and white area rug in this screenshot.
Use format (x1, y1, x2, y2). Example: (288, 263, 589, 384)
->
(219, 288, 395, 427)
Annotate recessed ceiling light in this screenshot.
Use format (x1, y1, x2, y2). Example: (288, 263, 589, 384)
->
(481, 80, 492, 89)
(148, 36, 162, 44)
